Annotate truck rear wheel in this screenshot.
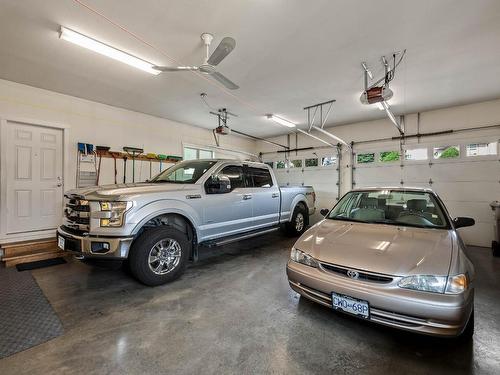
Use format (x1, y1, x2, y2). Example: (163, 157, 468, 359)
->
(129, 227, 190, 286)
(286, 204, 308, 237)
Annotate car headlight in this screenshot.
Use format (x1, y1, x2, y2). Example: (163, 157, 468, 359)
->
(290, 247, 318, 268)
(99, 201, 131, 227)
(398, 274, 468, 294)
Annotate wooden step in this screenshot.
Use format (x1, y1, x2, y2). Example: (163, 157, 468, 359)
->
(1, 238, 57, 258)
(1, 237, 68, 267)
(3, 248, 67, 268)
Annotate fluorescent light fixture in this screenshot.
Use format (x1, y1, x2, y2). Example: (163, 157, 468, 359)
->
(59, 26, 160, 75)
(266, 114, 296, 128)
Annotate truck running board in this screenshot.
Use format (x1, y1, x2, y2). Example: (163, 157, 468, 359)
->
(201, 226, 280, 248)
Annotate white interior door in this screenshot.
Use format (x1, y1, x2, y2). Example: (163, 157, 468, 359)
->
(3, 121, 63, 234)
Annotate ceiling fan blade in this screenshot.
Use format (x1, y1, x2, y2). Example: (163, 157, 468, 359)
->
(207, 37, 236, 66)
(152, 65, 199, 72)
(210, 71, 239, 90)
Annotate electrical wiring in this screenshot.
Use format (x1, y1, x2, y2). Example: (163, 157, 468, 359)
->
(369, 49, 407, 89)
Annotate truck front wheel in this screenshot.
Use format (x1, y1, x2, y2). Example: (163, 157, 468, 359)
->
(129, 227, 190, 286)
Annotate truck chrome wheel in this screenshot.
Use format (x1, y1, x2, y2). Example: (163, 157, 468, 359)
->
(148, 238, 182, 275)
(295, 212, 305, 232)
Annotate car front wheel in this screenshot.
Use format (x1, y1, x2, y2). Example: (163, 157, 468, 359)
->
(129, 227, 190, 286)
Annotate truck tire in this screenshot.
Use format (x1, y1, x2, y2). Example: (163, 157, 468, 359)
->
(286, 204, 308, 237)
(128, 227, 190, 286)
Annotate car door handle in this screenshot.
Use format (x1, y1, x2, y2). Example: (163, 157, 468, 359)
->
(272, 193, 279, 198)
(243, 194, 252, 200)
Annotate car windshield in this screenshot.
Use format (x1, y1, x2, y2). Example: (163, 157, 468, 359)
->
(326, 189, 449, 229)
(150, 160, 216, 184)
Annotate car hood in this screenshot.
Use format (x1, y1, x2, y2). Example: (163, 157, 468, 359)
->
(65, 182, 193, 200)
(296, 220, 453, 276)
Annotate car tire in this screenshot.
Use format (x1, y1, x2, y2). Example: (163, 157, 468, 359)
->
(285, 204, 308, 237)
(128, 227, 190, 286)
(492, 241, 500, 257)
(460, 310, 474, 340)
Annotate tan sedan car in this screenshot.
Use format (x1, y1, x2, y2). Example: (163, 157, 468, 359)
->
(287, 188, 476, 337)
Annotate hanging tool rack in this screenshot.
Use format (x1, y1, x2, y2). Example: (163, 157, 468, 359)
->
(94, 149, 182, 164)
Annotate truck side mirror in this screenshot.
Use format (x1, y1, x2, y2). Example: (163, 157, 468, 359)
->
(453, 217, 475, 229)
(320, 208, 330, 217)
(205, 174, 231, 194)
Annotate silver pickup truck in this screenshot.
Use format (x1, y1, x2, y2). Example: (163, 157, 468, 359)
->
(57, 159, 315, 285)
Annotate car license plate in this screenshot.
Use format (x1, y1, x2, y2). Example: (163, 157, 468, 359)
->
(57, 235, 65, 250)
(331, 292, 369, 319)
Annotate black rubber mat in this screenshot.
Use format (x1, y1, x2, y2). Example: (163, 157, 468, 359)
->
(16, 257, 67, 272)
(0, 267, 63, 359)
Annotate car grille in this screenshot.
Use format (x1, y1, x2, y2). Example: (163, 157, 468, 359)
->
(320, 263, 393, 283)
(64, 195, 90, 234)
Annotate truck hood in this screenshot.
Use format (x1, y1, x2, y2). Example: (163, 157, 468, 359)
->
(66, 183, 194, 200)
(296, 220, 453, 276)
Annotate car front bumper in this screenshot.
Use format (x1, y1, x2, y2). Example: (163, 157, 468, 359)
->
(286, 260, 474, 337)
(57, 227, 133, 259)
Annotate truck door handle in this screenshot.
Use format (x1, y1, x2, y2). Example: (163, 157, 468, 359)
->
(272, 193, 279, 198)
(243, 194, 252, 200)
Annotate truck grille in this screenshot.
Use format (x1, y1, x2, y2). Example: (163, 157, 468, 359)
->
(64, 195, 90, 234)
(320, 263, 393, 283)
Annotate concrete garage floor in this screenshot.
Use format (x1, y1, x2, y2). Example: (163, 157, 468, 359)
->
(0, 233, 499, 375)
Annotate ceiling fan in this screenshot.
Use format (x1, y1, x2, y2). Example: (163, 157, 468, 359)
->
(153, 33, 239, 90)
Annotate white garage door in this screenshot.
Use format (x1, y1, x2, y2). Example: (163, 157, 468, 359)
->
(354, 138, 500, 247)
(264, 150, 339, 222)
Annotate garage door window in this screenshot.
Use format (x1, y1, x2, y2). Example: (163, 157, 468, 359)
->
(276, 160, 286, 169)
(433, 145, 460, 159)
(357, 153, 375, 164)
(290, 159, 302, 168)
(379, 151, 400, 162)
(305, 158, 319, 167)
(183, 146, 214, 160)
(404, 148, 428, 161)
(322, 156, 337, 166)
(466, 142, 497, 156)
(264, 161, 274, 168)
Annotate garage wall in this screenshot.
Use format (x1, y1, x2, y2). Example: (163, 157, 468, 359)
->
(0, 79, 257, 188)
(258, 99, 500, 247)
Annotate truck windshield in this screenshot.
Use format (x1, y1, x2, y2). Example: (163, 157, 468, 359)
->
(150, 160, 216, 184)
(326, 190, 449, 229)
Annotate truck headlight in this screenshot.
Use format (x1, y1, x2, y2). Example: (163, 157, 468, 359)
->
(398, 274, 468, 294)
(290, 247, 318, 268)
(99, 201, 131, 227)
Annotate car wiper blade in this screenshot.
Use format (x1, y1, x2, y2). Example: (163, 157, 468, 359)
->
(329, 216, 367, 223)
(369, 219, 436, 229)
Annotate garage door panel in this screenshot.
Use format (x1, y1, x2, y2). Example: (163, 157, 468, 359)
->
(402, 164, 430, 182)
(457, 223, 493, 248)
(356, 166, 401, 183)
(432, 182, 499, 202)
(443, 201, 495, 223)
(430, 161, 499, 182)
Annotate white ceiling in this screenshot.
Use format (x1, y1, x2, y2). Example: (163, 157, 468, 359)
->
(1, 0, 500, 138)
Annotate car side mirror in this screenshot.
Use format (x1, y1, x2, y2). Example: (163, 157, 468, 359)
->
(453, 217, 475, 229)
(205, 174, 231, 194)
(320, 208, 330, 217)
